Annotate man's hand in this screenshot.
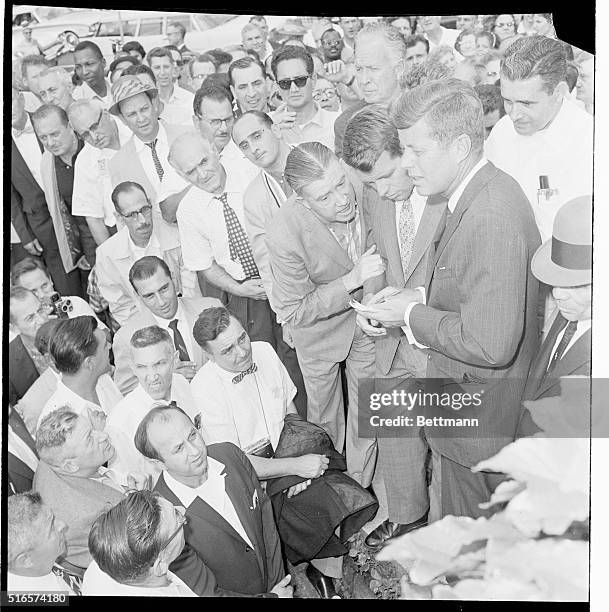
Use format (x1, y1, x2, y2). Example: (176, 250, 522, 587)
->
(324, 59, 353, 85)
(286, 479, 312, 498)
(355, 286, 423, 327)
(345, 245, 386, 290)
(355, 292, 387, 337)
(126, 472, 152, 491)
(270, 103, 297, 130)
(23, 238, 43, 256)
(293, 454, 329, 478)
(76, 256, 92, 271)
(236, 279, 267, 300)
(174, 360, 198, 381)
(86, 406, 107, 431)
(281, 323, 295, 349)
(271, 574, 293, 598)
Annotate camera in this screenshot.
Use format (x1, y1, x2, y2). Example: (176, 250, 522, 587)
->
(49, 292, 73, 319)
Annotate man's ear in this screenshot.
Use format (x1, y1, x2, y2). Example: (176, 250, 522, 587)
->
(15, 552, 34, 570)
(553, 80, 569, 99)
(61, 458, 79, 474)
(453, 133, 473, 164)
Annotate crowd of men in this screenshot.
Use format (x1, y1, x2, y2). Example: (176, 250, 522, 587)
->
(9, 13, 593, 599)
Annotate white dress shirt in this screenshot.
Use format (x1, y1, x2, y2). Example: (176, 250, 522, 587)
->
(159, 85, 195, 126)
(164, 460, 254, 548)
(280, 103, 339, 152)
(73, 79, 113, 108)
(12, 115, 43, 188)
(82, 561, 196, 596)
(191, 342, 296, 452)
(37, 374, 123, 431)
(8, 572, 73, 594)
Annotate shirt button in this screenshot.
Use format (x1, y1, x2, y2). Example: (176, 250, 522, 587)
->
(245, 546, 251, 552)
(427, 354, 432, 360)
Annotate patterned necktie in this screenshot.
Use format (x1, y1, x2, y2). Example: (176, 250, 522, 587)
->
(216, 192, 260, 279)
(145, 138, 164, 181)
(168, 319, 191, 362)
(398, 199, 416, 278)
(232, 363, 258, 384)
(547, 320, 578, 373)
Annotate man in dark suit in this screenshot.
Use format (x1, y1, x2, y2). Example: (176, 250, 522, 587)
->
(343, 105, 445, 545)
(7, 405, 39, 495)
(136, 404, 292, 597)
(11, 86, 82, 297)
(517, 195, 592, 436)
(9, 287, 50, 406)
(356, 79, 541, 520)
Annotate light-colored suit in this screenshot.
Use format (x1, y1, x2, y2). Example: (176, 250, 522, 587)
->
(112, 296, 222, 394)
(363, 188, 446, 523)
(267, 194, 376, 486)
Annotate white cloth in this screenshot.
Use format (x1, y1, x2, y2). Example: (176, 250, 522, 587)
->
(37, 374, 123, 431)
(279, 103, 339, 151)
(107, 375, 203, 480)
(82, 561, 196, 596)
(548, 318, 591, 368)
(12, 116, 43, 188)
(485, 97, 593, 242)
(191, 342, 296, 452)
(7, 571, 73, 594)
(151, 302, 195, 362)
(176, 163, 257, 276)
(72, 79, 113, 108)
(159, 86, 195, 126)
(22, 90, 42, 114)
(164, 461, 254, 547)
(11, 222, 21, 244)
(425, 26, 460, 50)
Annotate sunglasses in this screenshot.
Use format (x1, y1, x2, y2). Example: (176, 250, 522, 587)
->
(277, 75, 310, 91)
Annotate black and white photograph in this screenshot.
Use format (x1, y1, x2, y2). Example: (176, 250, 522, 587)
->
(3, 2, 602, 605)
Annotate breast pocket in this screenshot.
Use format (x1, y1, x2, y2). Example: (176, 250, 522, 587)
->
(433, 265, 455, 281)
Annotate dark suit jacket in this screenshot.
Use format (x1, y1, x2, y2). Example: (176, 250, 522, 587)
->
(155, 442, 284, 597)
(333, 100, 367, 159)
(516, 314, 591, 437)
(409, 162, 541, 467)
(8, 409, 38, 495)
(9, 336, 39, 406)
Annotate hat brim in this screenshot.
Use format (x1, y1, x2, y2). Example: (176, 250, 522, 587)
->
(108, 87, 158, 116)
(531, 240, 591, 287)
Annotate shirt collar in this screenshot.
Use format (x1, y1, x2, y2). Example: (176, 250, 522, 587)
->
(134, 120, 167, 153)
(153, 299, 185, 326)
(163, 457, 227, 508)
(447, 157, 488, 213)
(298, 102, 325, 128)
(127, 230, 160, 256)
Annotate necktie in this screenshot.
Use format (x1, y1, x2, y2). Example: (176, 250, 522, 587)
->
(168, 319, 191, 362)
(398, 199, 416, 278)
(145, 138, 164, 181)
(232, 363, 258, 384)
(216, 192, 260, 279)
(547, 320, 578, 373)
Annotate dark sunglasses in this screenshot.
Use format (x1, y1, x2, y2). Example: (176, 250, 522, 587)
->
(277, 75, 310, 91)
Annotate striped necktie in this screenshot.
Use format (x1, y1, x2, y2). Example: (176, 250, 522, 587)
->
(398, 198, 416, 278)
(145, 138, 164, 181)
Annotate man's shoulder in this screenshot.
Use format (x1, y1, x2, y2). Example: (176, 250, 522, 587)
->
(180, 296, 222, 317)
(114, 310, 155, 342)
(9, 335, 26, 357)
(96, 227, 127, 255)
(207, 441, 249, 469)
(267, 196, 303, 239)
(336, 100, 367, 127)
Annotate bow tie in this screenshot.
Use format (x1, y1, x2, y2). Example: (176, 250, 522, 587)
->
(232, 363, 258, 384)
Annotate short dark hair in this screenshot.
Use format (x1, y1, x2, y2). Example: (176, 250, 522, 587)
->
(109, 55, 139, 73)
(49, 316, 100, 374)
(89, 490, 165, 583)
(110, 181, 149, 212)
(20, 54, 48, 79)
(35, 318, 62, 356)
(129, 256, 172, 292)
(232, 110, 273, 140)
(188, 52, 218, 77)
(501, 35, 568, 94)
(193, 81, 233, 117)
(31, 104, 69, 129)
(168, 21, 186, 37)
(11, 257, 50, 287)
(343, 105, 402, 172)
(74, 41, 103, 60)
(271, 46, 314, 80)
(9, 286, 37, 324)
(205, 48, 233, 68)
(566, 61, 579, 92)
(122, 63, 157, 85)
(134, 404, 192, 462)
(402, 59, 452, 89)
(404, 34, 430, 54)
(8, 492, 45, 567)
(320, 28, 341, 43)
(122, 41, 146, 60)
(228, 55, 265, 86)
(474, 84, 505, 117)
(192, 306, 232, 349)
(130, 325, 173, 350)
(147, 46, 175, 66)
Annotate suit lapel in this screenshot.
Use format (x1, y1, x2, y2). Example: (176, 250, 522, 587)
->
(378, 199, 403, 287)
(181, 300, 204, 365)
(9, 410, 38, 457)
(8, 454, 35, 482)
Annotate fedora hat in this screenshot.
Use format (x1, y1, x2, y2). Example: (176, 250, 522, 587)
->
(531, 195, 592, 287)
(277, 20, 307, 38)
(109, 75, 158, 116)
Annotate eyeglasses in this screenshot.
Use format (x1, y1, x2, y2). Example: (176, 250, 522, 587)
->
(277, 75, 310, 91)
(203, 115, 235, 130)
(160, 510, 187, 553)
(313, 88, 337, 101)
(495, 21, 515, 28)
(76, 108, 104, 141)
(120, 203, 153, 220)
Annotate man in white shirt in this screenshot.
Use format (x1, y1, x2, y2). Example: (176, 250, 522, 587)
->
(342, 105, 445, 546)
(7, 492, 72, 594)
(169, 130, 278, 348)
(84, 489, 196, 596)
(34, 68, 76, 110)
(419, 16, 460, 50)
(107, 325, 204, 481)
(241, 22, 269, 63)
(355, 79, 541, 521)
(229, 55, 272, 113)
(72, 42, 112, 108)
(147, 46, 194, 126)
(270, 46, 339, 151)
(19, 54, 47, 112)
(95, 181, 185, 325)
(138, 405, 293, 597)
(37, 316, 123, 431)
